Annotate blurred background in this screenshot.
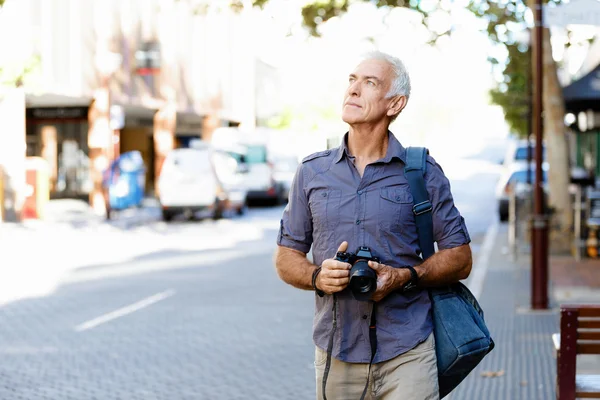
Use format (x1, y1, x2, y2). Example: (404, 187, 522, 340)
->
(0, 0, 599, 398)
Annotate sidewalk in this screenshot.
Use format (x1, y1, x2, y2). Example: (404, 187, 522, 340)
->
(449, 223, 600, 400)
(24, 197, 161, 230)
(0, 198, 162, 305)
(551, 255, 600, 304)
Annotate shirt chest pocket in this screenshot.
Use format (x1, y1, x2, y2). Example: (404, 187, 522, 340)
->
(379, 186, 413, 233)
(310, 189, 342, 232)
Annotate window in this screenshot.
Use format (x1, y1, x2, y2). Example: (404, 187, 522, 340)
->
(509, 169, 547, 184)
(244, 145, 267, 164)
(515, 146, 546, 161)
(165, 149, 211, 174)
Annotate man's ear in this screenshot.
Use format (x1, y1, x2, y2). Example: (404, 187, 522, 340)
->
(387, 96, 407, 117)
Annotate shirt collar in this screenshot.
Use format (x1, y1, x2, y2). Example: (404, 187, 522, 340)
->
(334, 131, 406, 164)
(334, 132, 350, 163)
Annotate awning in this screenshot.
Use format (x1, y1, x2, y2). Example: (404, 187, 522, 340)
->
(563, 63, 600, 113)
(119, 104, 158, 128)
(26, 93, 92, 108)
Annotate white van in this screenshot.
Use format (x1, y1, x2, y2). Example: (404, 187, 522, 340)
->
(237, 142, 279, 204)
(157, 144, 247, 221)
(211, 128, 279, 204)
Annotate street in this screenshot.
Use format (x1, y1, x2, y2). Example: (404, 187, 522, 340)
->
(0, 144, 506, 399)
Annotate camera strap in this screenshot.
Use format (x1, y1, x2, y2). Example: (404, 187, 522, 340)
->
(359, 302, 377, 400)
(322, 297, 377, 400)
(321, 295, 337, 400)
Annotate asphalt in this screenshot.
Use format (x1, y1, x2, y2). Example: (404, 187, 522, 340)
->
(0, 203, 597, 399)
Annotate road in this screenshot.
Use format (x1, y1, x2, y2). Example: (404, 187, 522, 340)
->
(0, 142, 506, 399)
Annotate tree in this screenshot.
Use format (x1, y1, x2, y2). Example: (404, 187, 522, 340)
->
(0, 0, 41, 89)
(173, 0, 268, 14)
(294, 0, 579, 249)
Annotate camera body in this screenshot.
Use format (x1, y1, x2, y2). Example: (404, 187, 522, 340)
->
(336, 246, 380, 301)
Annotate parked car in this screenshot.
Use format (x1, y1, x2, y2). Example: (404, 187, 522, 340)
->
(211, 149, 249, 215)
(502, 139, 546, 171)
(271, 156, 299, 204)
(495, 164, 548, 222)
(219, 142, 280, 205)
(157, 143, 247, 222)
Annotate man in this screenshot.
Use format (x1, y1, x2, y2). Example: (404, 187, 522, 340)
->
(274, 51, 472, 400)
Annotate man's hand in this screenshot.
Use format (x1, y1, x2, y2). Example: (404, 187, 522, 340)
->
(316, 241, 351, 295)
(368, 261, 409, 302)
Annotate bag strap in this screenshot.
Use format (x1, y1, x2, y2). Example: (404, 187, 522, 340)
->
(404, 147, 435, 260)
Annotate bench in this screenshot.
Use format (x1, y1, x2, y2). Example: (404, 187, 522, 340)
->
(553, 304, 600, 399)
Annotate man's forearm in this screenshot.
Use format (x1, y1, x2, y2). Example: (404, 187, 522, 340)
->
(414, 244, 472, 287)
(274, 245, 318, 290)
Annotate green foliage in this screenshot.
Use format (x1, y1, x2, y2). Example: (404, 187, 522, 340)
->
(252, 0, 270, 8)
(265, 103, 340, 131)
(265, 107, 295, 129)
(175, 0, 269, 14)
(467, 0, 534, 137)
(490, 44, 531, 137)
(301, 0, 351, 37)
(295, 0, 569, 138)
(0, 55, 41, 89)
(468, 0, 542, 137)
(301, 0, 442, 43)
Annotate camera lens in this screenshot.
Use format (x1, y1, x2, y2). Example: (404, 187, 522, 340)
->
(349, 260, 377, 301)
(352, 276, 373, 293)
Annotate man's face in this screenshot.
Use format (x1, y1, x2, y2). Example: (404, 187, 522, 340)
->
(341, 58, 396, 125)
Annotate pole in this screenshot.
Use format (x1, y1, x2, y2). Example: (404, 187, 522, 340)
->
(509, 182, 518, 261)
(531, 0, 549, 310)
(527, 45, 533, 186)
(574, 185, 582, 261)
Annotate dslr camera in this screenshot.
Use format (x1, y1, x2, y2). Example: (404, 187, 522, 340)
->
(336, 246, 380, 301)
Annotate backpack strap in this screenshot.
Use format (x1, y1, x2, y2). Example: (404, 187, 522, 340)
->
(404, 147, 435, 260)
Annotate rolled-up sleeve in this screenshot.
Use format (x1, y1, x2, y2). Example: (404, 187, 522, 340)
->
(277, 164, 313, 253)
(426, 161, 471, 250)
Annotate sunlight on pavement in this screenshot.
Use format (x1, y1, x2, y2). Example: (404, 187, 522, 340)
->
(0, 207, 284, 306)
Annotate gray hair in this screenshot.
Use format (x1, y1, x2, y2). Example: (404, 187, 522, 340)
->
(361, 51, 411, 100)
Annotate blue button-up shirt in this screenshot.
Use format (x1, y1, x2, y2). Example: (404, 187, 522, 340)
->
(277, 132, 471, 363)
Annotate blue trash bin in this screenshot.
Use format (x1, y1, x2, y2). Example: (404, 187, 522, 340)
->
(103, 151, 146, 214)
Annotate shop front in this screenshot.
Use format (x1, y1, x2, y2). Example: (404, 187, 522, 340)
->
(26, 95, 92, 200)
(564, 62, 600, 180)
(119, 104, 157, 194)
(175, 111, 204, 148)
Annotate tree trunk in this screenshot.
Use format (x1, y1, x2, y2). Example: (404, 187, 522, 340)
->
(542, 28, 572, 252)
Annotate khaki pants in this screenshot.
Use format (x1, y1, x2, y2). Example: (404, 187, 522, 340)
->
(315, 333, 439, 400)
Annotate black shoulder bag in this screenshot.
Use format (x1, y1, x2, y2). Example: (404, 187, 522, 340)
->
(405, 146, 495, 398)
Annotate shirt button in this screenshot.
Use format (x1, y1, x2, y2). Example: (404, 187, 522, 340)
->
(322, 192, 327, 197)
(357, 190, 363, 195)
(356, 220, 361, 225)
(362, 315, 368, 320)
(396, 195, 401, 201)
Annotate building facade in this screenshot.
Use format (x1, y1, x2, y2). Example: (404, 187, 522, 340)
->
(1, 0, 272, 215)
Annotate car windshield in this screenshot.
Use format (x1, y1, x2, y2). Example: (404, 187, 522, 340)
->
(245, 145, 267, 164)
(165, 150, 212, 174)
(514, 146, 545, 161)
(509, 169, 547, 184)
